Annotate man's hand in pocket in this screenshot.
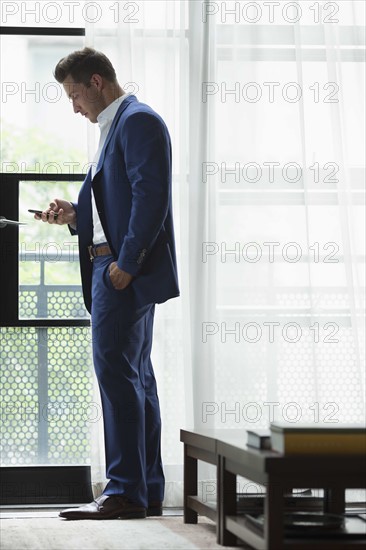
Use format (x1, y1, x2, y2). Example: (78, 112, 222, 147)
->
(109, 262, 133, 290)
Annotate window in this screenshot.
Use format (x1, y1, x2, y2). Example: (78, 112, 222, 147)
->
(0, 28, 93, 472)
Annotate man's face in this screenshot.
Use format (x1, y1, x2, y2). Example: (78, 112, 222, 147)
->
(63, 76, 105, 123)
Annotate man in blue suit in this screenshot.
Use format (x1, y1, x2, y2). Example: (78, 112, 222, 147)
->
(36, 48, 179, 520)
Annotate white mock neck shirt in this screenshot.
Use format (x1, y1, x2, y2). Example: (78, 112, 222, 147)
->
(91, 93, 130, 245)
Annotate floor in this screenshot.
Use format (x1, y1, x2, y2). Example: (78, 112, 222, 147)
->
(1, 493, 365, 550)
(0, 507, 247, 550)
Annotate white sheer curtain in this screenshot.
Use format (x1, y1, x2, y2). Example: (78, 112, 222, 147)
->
(85, 0, 365, 506)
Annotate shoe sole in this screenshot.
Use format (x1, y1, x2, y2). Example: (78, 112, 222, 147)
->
(119, 511, 147, 520)
(60, 511, 147, 520)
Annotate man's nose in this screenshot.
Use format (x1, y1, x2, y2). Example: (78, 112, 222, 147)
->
(72, 100, 80, 114)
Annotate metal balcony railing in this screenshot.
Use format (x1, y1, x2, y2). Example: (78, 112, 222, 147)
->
(1, 251, 92, 466)
(19, 250, 89, 320)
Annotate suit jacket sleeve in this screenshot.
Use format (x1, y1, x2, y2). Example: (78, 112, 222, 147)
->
(68, 201, 78, 236)
(117, 111, 171, 276)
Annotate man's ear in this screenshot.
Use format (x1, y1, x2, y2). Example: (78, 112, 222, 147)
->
(90, 74, 103, 89)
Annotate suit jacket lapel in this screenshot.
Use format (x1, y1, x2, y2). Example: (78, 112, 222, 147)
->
(93, 94, 137, 179)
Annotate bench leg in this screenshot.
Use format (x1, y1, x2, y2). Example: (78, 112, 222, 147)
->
(183, 445, 198, 523)
(218, 455, 237, 546)
(264, 480, 284, 550)
(324, 487, 345, 514)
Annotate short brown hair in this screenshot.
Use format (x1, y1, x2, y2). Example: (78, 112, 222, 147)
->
(54, 47, 117, 85)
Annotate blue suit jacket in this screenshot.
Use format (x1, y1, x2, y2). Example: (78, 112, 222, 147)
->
(72, 95, 180, 314)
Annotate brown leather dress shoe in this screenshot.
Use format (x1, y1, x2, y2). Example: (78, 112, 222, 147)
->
(59, 494, 146, 520)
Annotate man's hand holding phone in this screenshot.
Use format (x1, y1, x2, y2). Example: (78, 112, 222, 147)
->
(30, 199, 76, 226)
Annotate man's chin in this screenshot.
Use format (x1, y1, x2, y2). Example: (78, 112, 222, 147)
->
(83, 113, 96, 123)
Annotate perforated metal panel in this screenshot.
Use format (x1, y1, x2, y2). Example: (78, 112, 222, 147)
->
(19, 291, 38, 318)
(0, 327, 93, 465)
(0, 328, 38, 465)
(19, 287, 88, 320)
(48, 290, 87, 319)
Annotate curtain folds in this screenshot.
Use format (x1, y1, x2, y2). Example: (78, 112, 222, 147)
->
(85, 0, 365, 506)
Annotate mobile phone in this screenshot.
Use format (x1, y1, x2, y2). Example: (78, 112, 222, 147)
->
(28, 209, 58, 219)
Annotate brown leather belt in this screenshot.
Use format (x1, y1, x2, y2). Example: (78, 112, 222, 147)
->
(88, 244, 112, 262)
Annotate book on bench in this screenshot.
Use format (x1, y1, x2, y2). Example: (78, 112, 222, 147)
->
(270, 422, 366, 454)
(246, 428, 271, 450)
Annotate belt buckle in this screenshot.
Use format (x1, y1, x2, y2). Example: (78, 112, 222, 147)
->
(88, 245, 95, 262)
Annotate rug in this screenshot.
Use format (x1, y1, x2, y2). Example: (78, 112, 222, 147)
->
(0, 512, 244, 550)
